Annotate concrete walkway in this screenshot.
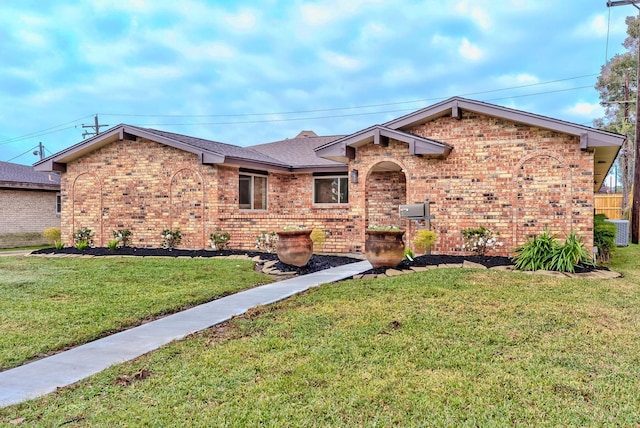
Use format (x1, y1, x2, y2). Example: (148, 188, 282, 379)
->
(0, 260, 372, 408)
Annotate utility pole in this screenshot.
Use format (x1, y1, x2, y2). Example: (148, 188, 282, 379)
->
(607, 0, 640, 244)
(82, 114, 108, 139)
(32, 142, 44, 160)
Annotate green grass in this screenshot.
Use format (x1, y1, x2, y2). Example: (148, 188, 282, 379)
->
(0, 256, 272, 370)
(1, 246, 640, 426)
(0, 246, 47, 252)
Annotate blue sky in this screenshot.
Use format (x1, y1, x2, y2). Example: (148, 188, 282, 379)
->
(0, 0, 634, 165)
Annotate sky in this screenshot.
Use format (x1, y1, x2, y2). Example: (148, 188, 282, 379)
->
(0, 0, 635, 166)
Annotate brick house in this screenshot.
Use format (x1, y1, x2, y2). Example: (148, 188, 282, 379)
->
(34, 97, 623, 256)
(0, 161, 61, 248)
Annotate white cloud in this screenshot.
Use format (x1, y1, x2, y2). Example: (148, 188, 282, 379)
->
(223, 8, 259, 32)
(458, 38, 483, 61)
(296, 0, 385, 27)
(455, 1, 492, 31)
(382, 65, 421, 85)
(574, 14, 610, 38)
(495, 73, 540, 87)
(566, 101, 603, 118)
(320, 51, 363, 71)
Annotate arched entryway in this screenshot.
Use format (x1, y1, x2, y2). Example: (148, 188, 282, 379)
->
(365, 161, 407, 228)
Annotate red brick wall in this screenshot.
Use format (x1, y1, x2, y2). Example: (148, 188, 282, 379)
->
(60, 111, 595, 256)
(62, 138, 219, 248)
(350, 111, 594, 256)
(61, 139, 357, 252)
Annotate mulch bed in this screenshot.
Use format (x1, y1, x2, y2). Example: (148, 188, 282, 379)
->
(31, 247, 361, 275)
(31, 247, 605, 275)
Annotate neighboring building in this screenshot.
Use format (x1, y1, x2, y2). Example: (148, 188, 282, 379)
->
(0, 161, 61, 248)
(34, 97, 624, 255)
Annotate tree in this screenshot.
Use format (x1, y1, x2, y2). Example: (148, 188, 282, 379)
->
(595, 15, 638, 217)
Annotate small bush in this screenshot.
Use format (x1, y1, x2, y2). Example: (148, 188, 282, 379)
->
(73, 227, 93, 247)
(112, 229, 132, 247)
(107, 239, 119, 251)
(513, 230, 593, 273)
(404, 248, 415, 261)
(76, 240, 89, 251)
(256, 231, 278, 253)
(461, 226, 502, 256)
(547, 232, 593, 273)
(310, 229, 326, 249)
(368, 225, 402, 231)
(42, 227, 61, 246)
(161, 228, 182, 250)
(54, 241, 64, 250)
(210, 232, 231, 250)
(594, 214, 616, 263)
(512, 230, 557, 271)
(413, 229, 436, 253)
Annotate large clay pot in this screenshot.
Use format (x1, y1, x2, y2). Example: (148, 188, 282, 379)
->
(365, 229, 405, 268)
(276, 230, 313, 267)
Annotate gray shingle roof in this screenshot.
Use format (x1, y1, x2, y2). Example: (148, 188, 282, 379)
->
(252, 133, 345, 168)
(0, 161, 60, 189)
(131, 126, 286, 166)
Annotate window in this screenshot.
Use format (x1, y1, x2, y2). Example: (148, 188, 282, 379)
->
(56, 193, 61, 215)
(239, 172, 267, 210)
(314, 176, 348, 204)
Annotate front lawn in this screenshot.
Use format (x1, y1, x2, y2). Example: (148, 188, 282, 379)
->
(1, 246, 639, 425)
(0, 256, 272, 370)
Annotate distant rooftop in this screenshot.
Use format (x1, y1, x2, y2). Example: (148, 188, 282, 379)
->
(0, 161, 60, 190)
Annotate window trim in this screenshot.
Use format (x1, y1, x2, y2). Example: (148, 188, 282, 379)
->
(239, 172, 268, 211)
(313, 175, 349, 205)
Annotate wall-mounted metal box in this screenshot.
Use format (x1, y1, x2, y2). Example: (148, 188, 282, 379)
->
(399, 203, 425, 219)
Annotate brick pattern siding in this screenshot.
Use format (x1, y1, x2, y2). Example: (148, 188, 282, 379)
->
(349, 112, 594, 256)
(0, 189, 60, 248)
(60, 111, 595, 256)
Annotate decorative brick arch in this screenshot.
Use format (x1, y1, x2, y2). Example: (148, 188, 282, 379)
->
(364, 159, 408, 228)
(71, 172, 103, 246)
(169, 168, 205, 249)
(513, 152, 571, 247)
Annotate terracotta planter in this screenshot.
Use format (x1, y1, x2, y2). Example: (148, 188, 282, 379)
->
(365, 229, 405, 268)
(276, 230, 313, 267)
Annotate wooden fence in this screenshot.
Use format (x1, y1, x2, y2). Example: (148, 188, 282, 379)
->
(594, 194, 624, 219)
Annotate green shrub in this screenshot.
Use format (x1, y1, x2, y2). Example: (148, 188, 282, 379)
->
(413, 229, 436, 253)
(256, 231, 278, 253)
(76, 240, 89, 251)
(42, 227, 61, 246)
(547, 232, 593, 273)
(512, 230, 558, 271)
(107, 239, 119, 251)
(513, 230, 593, 273)
(210, 232, 231, 250)
(403, 248, 415, 261)
(54, 241, 64, 250)
(161, 228, 182, 250)
(73, 227, 93, 248)
(594, 214, 616, 263)
(461, 226, 502, 256)
(112, 229, 132, 247)
(310, 229, 326, 249)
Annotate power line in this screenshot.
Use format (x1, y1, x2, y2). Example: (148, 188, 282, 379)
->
(7, 145, 41, 162)
(101, 73, 599, 119)
(129, 85, 596, 128)
(81, 115, 108, 139)
(0, 73, 600, 146)
(0, 115, 94, 146)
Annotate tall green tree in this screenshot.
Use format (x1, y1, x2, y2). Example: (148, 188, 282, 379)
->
(595, 15, 638, 216)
